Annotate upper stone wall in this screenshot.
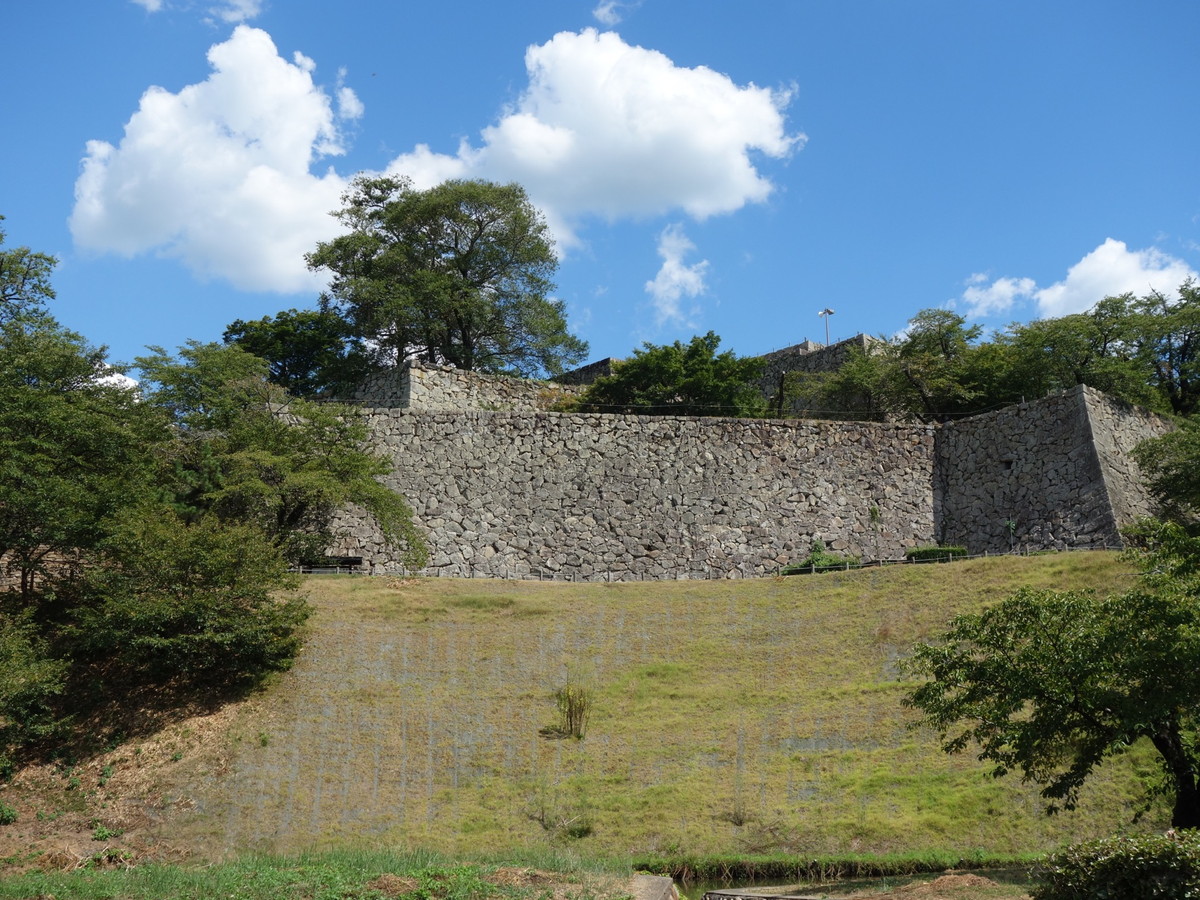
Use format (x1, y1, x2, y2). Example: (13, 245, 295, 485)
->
(329, 410, 937, 579)
(755, 335, 875, 414)
(353, 362, 585, 411)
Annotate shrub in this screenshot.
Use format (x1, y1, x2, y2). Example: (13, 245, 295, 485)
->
(904, 544, 968, 563)
(0, 801, 16, 825)
(553, 681, 592, 740)
(1032, 831, 1200, 900)
(781, 540, 859, 575)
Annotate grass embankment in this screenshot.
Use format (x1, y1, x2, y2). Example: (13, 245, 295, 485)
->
(0, 552, 1168, 879)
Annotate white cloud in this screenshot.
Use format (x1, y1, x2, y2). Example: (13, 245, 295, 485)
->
(645, 224, 708, 326)
(959, 239, 1197, 320)
(71, 26, 353, 293)
(1034, 238, 1196, 317)
(960, 273, 1037, 317)
(209, 0, 264, 23)
(386, 28, 802, 247)
(592, 1, 631, 25)
(130, 0, 164, 11)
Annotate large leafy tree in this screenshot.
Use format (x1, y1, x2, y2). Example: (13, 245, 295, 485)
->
(308, 176, 588, 378)
(223, 307, 370, 398)
(903, 521, 1200, 828)
(136, 341, 428, 569)
(573, 331, 766, 417)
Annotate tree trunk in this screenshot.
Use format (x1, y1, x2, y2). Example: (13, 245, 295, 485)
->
(1151, 720, 1200, 828)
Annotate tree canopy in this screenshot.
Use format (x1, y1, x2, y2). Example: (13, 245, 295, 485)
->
(307, 176, 588, 379)
(0, 225, 427, 767)
(791, 285, 1200, 423)
(571, 331, 767, 417)
(903, 520, 1200, 828)
(223, 307, 370, 399)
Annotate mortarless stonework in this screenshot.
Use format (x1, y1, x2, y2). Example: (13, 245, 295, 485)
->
(328, 365, 1173, 579)
(934, 384, 1172, 552)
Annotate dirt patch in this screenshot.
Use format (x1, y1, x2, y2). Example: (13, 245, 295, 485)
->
(366, 873, 421, 896)
(842, 873, 1028, 900)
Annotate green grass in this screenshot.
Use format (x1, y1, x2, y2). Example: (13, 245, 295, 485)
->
(92, 554, 1169, 861)
(0, 849, 631, 900)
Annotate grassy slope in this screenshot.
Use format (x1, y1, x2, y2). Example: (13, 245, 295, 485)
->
(145, 552, 1165, 862)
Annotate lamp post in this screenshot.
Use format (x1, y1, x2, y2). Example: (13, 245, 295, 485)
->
(818, 307, 835, 346)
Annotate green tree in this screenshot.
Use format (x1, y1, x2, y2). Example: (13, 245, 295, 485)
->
(223, 308, 370, 398)
(0, 312, 155, 598)
(903, 520, 1200, 828)
(0, 216, 56, 321)
(1131, 280, 1200, 417)
(1134, 419, 1200, 528)
(308, 176, 588, 378)
(136, 341, 427, 569)
(572, 331, 766, 416)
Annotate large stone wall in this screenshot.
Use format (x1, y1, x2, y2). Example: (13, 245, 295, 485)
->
(330, 410, 937, 579)
(934, 384, 1172, 552)
(330, 366, 1172, 579)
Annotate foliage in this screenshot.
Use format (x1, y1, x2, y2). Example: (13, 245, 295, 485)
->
(552, 679, 592, 740)
(223, 307, 371, 398)
(792, 284, 1200, 423)
(0, 215, 56, 321)
(0, 801, 15, 825)
(0, 226, 419, 768)
(136, 341, 427, 569)
(0, 311, 156, 597)
(572, 331, 766, 416)
(904, 545, 968, 562)
(1032, 831, 1200, 900)
(1135, 417, 1200, 527)
(308, 176, 588, 378)
(904, 521, 1200, 828)
(780, 539, 860, 574)
(71, 513, 308, 684)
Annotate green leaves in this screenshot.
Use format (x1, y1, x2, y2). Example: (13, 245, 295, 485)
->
(573, 331, 767, 417)
(903, 548, 1200, 827)
(308, 176, 588, 378)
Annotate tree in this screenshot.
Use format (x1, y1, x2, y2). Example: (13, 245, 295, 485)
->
(572, 331, 767, 417)
(223, 308, 370, 398)
(0, 215, 56, 321)
(307, 176, 588, 378)
(136, 341, 428, 569)
(1134, 420, 1200, 527)
(903, 521, 1200, 828)
(1130, 279, 1200, 417)
(0, 311, 156, 598)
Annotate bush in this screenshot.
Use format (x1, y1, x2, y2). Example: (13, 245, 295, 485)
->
(781, 540, 859, 575)
(904, 544, 968, 562)
(1033, 831, 1200, 900)
(0, 801, 16, 825)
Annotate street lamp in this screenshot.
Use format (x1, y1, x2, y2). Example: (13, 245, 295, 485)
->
(818, 308, 835, 346)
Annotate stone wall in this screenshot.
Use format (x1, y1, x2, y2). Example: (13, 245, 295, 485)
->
(755, 334, 876, 414)
(354, 362, 585, 411)
(934, 385, 1172, 552)
(329, 410, 937, 579)
(330, 366, 1173, 579)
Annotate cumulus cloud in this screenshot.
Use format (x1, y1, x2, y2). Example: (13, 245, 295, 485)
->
(1034, 239, 1196, 317)
(645, 224, 708, 326)
(386, 28, 802, 247)
(960, 273, 1037, 317)
(74, 25, 798, 307)
(71, 26, 358, 293)
(960, 239, 1198, 320)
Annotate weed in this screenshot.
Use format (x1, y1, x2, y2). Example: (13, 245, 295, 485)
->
(91, 824, 124, 841)
(0, 801, 16, 825)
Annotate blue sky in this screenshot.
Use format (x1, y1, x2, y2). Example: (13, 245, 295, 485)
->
(4, 1, 1200, 372)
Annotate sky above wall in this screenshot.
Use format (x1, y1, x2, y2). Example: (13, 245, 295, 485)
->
(4, 1, 1200, 369)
